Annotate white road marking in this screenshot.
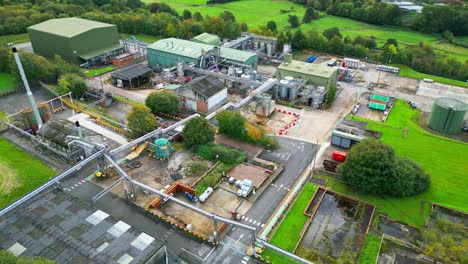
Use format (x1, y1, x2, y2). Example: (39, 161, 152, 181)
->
(257, 222, 261, 226)
(70, 186, 74, 190)
(241, 261, 247, 264)
(235, 234, 244, 245)
(77, 182, 82, 185)
(253, 221, 257, 225)
(244, 217, 249, 221)
(74, 184, 79, 187)
(279, 184, 284, 189)
(241, 215, 245, 220)
(261, 224, 265, 228)
(248, 219, 253, 223)
(81, 179, 86, 183)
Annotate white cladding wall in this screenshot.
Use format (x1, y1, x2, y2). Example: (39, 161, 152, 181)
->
(207, 88, 228, 109)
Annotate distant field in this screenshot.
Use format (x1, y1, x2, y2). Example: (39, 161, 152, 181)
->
(1, 33, 29, 45)
(0, 137, 56, 208)
(394, 64, 468, 87)
(0, 73, 18, 95)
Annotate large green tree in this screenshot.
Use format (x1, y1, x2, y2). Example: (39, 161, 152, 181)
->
(216, 110, 246, 139)
(126, 105, 159, 139)
(145, 91, 181, 116)
(58, 73, 87, 99)
(303, 7, 318, 23)
(288, 14, 300, 28)
(339, 139, 430, 197)
(182, 117, 214, 148)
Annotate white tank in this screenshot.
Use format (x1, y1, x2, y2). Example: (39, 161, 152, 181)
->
(241, 74, 250, 79)
(228, 67, 235, 76)
(279, 80, 289, 98)
(177, 63, 184, 77)
(260, 42, 265, 52)
(284, 76, 294, 81)
(283, 44, 290, 54)
(250, 70, 257, 81)
(289, 87, 297, 100)
(266, 43, 272, 56)
(236, 69, 243, 77)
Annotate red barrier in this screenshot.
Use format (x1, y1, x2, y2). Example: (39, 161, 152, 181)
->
(273, 108, 301, 135)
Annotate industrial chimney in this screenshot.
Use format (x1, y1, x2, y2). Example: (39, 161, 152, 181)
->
(75, 121, 83, 140)
(12, 47, 43, 129)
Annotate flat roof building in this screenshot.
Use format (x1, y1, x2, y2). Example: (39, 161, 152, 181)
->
(147, 38, 258, 70)
(28, 18, 123, 66)
(277, 59, 338, 87)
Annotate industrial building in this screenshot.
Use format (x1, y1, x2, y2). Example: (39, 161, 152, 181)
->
(331, 120, 381, 149)
(28, 18, 123, 66)
(277, 55, 338, 87)
(111, 64, 152, 89)
(146, 38, 258, 70)
(428, 97, 467, 134)
(178, 75, 228, 114)
(192, 33, 221, 46)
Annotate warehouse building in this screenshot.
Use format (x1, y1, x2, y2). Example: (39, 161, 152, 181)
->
(192, 33, 221, 46)
(277, 55, 338, 87)
(28, 18, 123, 66)
(146, 38, 258, 70)
(111, 64, 153, 89)
(178, 75, 228, 114)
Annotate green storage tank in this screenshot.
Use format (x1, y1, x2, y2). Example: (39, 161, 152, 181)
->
(428, 97, 468, 134)
(154, 138, 171, 159)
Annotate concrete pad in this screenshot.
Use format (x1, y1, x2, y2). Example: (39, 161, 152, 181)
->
(68, 113, 127, 145)
(86, 210, 109, 225)
(8, 242, 26, 256)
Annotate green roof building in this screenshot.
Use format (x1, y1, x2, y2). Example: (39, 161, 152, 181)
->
(27, 18, 123, 66)
(277, 60, 338, 87)
(146, 38, 258, 69)
(192, 33, 221, 46)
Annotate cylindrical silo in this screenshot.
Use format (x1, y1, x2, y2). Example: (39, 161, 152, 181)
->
(279, 80, 289, 98)
(266, 43, 272, 56)
(428, 97, 467, 134)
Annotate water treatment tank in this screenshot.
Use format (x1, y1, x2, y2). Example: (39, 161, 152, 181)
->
(154, 138, 171, 159)
(279, 80, 289, 98)
(289, 87, 298, 100)
(284, 76, 294, 81)
(428, 97, 468, 134)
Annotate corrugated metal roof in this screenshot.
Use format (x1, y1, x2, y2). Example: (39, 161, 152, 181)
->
(28, 18, 115, 38)
(192, 33, 221, 45)
(147, 38, 257, 63)
(186, 75, 225, 98)
(369, 102, 386, 110)
(278, 60, 338, 78)
(147, 38, 213, 59)
(111, 64, 152, 80)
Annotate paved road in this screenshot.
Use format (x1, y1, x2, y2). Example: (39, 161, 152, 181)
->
(205, 137, 316, 264)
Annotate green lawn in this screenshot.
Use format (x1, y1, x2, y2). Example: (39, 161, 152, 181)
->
(261, 183, 317, 263)
(1, 33, 29, 45)
(84, 66, 117, 77)
(0, 73, 18, 95)
(0, 137, 56, 208)
(340, 100, 468, 227)
(394, 64, 468, 87)
(359, 234, 382, 264)
(120, 33, 161, 44)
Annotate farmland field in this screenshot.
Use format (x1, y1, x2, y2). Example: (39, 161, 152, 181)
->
(120, 33, 161, 43)
(0, 137, 56, 208)
(394, 64, 468, 87)
(0, 73, 17, 95)
(152, 0, 467, 62)
(84, 66, 116, 77)
(1, 33, 29, 45)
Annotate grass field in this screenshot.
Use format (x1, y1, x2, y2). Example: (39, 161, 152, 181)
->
(0, 73, 18, 95)
(394, 64, 468, 87)
(0, 137, 56, 208)
(1, 33, 29, 45)
(338, 100, 468, 227)
(358, 234, 382, 264)
(120, 33, 161, 43)
(261, 183, 317, 262)
(84, 66, 117, 77)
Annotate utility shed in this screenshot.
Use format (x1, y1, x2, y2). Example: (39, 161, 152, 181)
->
(277, 60, 338, 87)
(192, 33, 221, 46)
(111, 64, 152, 89)
(28, 18, 123, 66)
(146, 38, 258, 69)
(178, 75, 227, 113)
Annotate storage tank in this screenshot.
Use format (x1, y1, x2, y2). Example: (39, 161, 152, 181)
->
(177, 63, 184, 77)
(154, 138, 171, 159)
(279, 80, 289, 98)
(254, 41, 259, 50)
(228, 67, 235, 76)
(260, 42, 265, 52)
(250, 70, 257, 81)
(266, 43, 272, 56)
(284, 76, 294, 81)
(289, 87, 298, 100)
(256, 99, 275, 117)
(283, 44, 290, 54)
(235, 69, 243, 77)
(428, 97, 468, 134)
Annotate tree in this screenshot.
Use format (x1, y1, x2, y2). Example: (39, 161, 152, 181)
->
(193, 11, 203, 22)
(327, 35, 344, 55)
(0, 46, 11, 73)
(216, 110, 246, 139)
(57, 73, 87, 98)
(145, 91, 181, 116)
(292, 30, 307, 50)
(303, 7, 318, 23)
(182, 117, 214, 148)
(240, 22, 248, 32)
(204, 16, 225, 35)
(126, 105, 159, 139)
(339, 139, 430, 197)
(276, 31, 288, 52)
(327, 82, 336, 104)
(219, 11, 236, 22)
(10, 51, 55, 83)
(182, 9, 192, 20)
(288, 14, 300, 28)
(266, 21, 277, 32)
(189, 23, 204, 36)
(322, 27, 341, 40)
(0, 250, 54, 264)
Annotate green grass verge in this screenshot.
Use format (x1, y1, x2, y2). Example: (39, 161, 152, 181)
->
(1, 33, 29, 45)
(0, 73, 17, 94)
(261, 183, 317, 264)
(84, 66, 117, 77)
(339, 100, 468, 227)
(0, 137, 56, 208)
(358, 234, 382, 264)
(394, 64, 468, 87)
(120, 33, 161, 44)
